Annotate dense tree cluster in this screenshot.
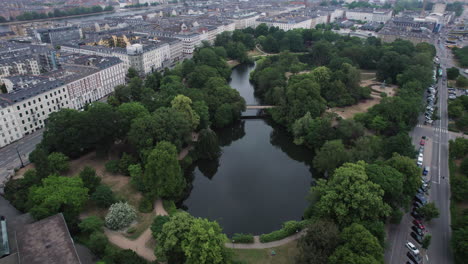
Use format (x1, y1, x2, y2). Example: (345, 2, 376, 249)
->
(153, 212, 230, 264)
(448, 95, 468, 133)
(453, 46, 468, 67)
(449, 138, 468, 264)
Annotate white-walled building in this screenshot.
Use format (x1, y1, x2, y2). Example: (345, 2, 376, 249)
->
(0, 57, 41, 78)
(228, 12, 260, 29)
(256, 16, 313, 31)
(0, 55, 126, 147)
(345, 8, 393, 23)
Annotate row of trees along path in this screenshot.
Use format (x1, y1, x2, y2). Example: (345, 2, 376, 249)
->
(105, 132, 305, 261)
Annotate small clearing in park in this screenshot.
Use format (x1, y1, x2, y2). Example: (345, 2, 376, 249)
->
(327, 73, 398, 119)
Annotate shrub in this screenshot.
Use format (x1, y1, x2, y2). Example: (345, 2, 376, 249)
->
(150, 215, 170, 238)
(102, 249, 147, 264)
(105, 202, 137, 230)
(105, 160, 120, 174)
(79, 216, 104, 234)
(162, 200, 178, 215)
(118, 153, 136, 176)
(47, 152, 70, 174)
(138, 196, 153, 213)
(88, 231, 108, 256)
(79, 166, 101, 193)
(126, 227, 136, 234)
(380, 92, 387, 97)
(231, 233, 254, 243)
(91, 184, 116, 208)
(259, 220, 305, 243)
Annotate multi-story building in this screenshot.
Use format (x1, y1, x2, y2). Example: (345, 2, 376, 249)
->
(345, 8, 393, 23)
(0, 56, 41, 77)
(0, 55, 126, 147)
(34, 26, 82, 46)
(256, 16, 313, 31)
(227, 12, 260, 29)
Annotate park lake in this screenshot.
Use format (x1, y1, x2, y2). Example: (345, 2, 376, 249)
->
(182, 63, 314, 236)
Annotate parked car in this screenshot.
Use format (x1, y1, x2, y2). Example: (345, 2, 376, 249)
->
(407, 251, 422, 264)
(411, 225, 424, 236)
(425, 119, 434, 125)
(411, 210, 423, 220)
(410, 232, 424, 244)
(413, 201, 424, 209)
(412, 219, 425, 230)
(405, 241, 420, 255)
(420, 139, 426, 146)
(415, 194, 427, 204)
(423, 166, 430, 175)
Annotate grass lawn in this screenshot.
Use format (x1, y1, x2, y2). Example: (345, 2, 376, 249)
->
(232, 241, 299, 264)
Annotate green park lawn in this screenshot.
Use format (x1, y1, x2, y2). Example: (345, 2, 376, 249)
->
(232, 241, 299, 264)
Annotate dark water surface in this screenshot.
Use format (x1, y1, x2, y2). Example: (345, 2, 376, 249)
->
(182, 63, 314, 236)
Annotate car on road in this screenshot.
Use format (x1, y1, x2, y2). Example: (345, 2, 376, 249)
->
(413, 219, 425, 230)
(420, 139, 426, 146)
(414, 194, 427, 205)
(407, 251, 422, 264)
(423, 166, 430, 175)
(405, 241, 420, 255)
(410, 232, 424, 245)
(424, 119, 433, 125)
(413, 201, 424, 208)
(411, 225, 424, 236)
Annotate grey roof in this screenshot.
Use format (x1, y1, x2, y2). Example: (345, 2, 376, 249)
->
(15, 214, 80, 264)
(0, 76, 64, 107)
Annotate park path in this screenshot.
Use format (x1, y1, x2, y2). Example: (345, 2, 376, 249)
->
(224, 230, 306, 249)
(104, 199, 168, 262)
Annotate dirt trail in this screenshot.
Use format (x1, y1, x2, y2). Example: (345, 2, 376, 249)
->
(105, 199, 168, 262)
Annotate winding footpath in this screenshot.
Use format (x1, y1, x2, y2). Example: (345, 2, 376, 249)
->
(104, 199, 168, 261)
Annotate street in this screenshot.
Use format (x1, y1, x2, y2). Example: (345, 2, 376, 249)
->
(0, 129, 43, 187)
(384, 28, 458, 264)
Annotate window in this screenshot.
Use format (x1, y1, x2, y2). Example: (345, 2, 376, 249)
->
(17, 106, 20, 110)
(25, 111, 28, 114)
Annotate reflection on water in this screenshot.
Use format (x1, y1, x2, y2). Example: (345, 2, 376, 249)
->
(182, 64, 314, 236)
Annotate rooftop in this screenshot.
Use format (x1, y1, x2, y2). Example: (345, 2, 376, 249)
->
(15, 214, 81, 264)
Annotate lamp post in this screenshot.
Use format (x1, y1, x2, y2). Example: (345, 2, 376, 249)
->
(16, 146, 24, 168)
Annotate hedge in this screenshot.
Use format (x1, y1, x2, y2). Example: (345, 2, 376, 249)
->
(231, 233, 254, 243)
(259, 220, 307, 243)
(163, 200, 178, 215)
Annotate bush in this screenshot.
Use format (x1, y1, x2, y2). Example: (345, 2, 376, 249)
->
(105, 202, 137, 230)
(118, 153, 136, 176)
(79, 166, 101, 193)
(102, 249, 147, 264)
(138, 196, 153, 213)
(88, 231, 108, 256)
(91, 184, 117, 208)
(105, 160, 120, 174)
(150, 215, 170, 238)
(259, 220, 305, 243)
(47, 152, 70, 174)
(79, 216, 104, 234)
(162, 200, 177, 215)
(126, 227, 136, 234)
(231, 233, 254, 243)
(447, 67, 460, 80)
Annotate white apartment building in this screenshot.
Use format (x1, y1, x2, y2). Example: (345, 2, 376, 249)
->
(0, 56, 126, 147)
(230, 13, 260, 29)
(0, 58, 41, 78)
(256, 17, 313, 31)
(345, 8, 393, 23)
(176, 32, 203, 54)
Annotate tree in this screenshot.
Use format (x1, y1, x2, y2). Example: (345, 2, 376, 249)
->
(88, 231, 108, 256)
(447, 67, 460, 80)
(296, 220, 340, 264)
(417, 202, 440, 222)
(144, 141, 185, 199)
(117, 102, 149, 138)
(155, 212, 229, 264)
(385, 153, 421, 204)
(79, 216, 104, 234)
(79, 166, 101, 194)
(91, 184, 116, 208)
(310, 161, 391, 227)
(105, 202, 137, 230)
(457, 75, 468, 88)
(452, 227, 468, 263)
(182, 218, 229, 264)
(28, 175, 88, 222)
(365, 164, 404, 208)
(84, 102, 119, 154)
(102, 249, 147, 264)
(4, 169, 40, 212)
(151, 215, 170, 237)
(313, 140, 350, 174)
(47, 152, 70, 174)
(422, 234, 432, 249)
(382, 132, 416, 159)
(126, 67, 139, 79)
(195, 129, 221, 160)
(171, 95, 200, 130)
(329, 223, 384, 264)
